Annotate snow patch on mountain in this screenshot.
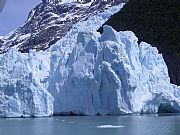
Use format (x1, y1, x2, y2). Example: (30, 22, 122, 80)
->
(49, 2, 124, 52)
(1, 1, 125, 53)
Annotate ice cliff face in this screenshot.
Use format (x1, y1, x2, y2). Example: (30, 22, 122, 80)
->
(48, 25, 180, 115)
(0, 1, 126, 117)
(0, 50, 53, 117)
(0, 0, 179, 117)
(0, 25, 179, 117)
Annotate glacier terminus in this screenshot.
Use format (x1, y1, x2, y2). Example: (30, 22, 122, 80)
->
(0, 0, 179, 117)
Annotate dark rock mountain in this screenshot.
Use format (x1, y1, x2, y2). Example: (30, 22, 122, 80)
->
(0, 36, 4, 47)
(0, 0, 125, 53)
(98, 0, 180, 85)
(0, 37, 3, 43)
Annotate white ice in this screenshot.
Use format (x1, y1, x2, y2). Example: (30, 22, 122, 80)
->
(0, 1, 179, 117)
(97, 125, 125, 128)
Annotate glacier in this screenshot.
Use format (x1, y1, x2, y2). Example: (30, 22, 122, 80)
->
(0, 1, 127, 117)
(0, 25, 179, 117)
(0, 49, 54, 117)
(0, 0, 179, 117)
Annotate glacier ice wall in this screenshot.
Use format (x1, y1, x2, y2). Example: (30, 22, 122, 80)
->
(0, 2, 126, 117)
(0, 50, 54, 117)
(48, 25, 180, 115)
(0, 25, 179, 117)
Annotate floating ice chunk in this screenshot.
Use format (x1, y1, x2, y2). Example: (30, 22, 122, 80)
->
(97, 125, 125, 128)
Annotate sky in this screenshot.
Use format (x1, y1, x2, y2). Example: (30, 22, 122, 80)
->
(0, 0, 41, 36)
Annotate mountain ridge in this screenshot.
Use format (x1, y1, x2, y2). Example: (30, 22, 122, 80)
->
(0, 0, 126, 53)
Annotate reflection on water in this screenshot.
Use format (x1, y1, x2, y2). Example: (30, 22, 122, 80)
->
(0, 114, 179, 135)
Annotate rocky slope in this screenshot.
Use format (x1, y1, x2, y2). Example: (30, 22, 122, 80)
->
(0, 36, 3, 46)
(0, 0, 126, 53)
(98, 0, 180, 85)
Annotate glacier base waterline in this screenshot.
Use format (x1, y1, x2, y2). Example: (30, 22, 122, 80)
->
(0, 25, 179, 117)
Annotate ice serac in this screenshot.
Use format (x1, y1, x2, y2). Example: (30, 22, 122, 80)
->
(0, 50, 54, 117)
(48, 25, 180, 115)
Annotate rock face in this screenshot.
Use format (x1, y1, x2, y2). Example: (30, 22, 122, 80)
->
(0, 0, 126, 53)
(0, 36, 4, 53)
(0, 25, 179, 117)
(98, 0, 180, 85)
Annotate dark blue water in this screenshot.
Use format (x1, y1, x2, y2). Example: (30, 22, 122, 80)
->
(0, 115, 179, 135)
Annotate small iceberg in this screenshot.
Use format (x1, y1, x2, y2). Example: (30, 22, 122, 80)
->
(97, 125, 125, 128)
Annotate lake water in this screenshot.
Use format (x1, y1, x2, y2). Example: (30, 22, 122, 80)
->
(0, 114, 179, 135)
